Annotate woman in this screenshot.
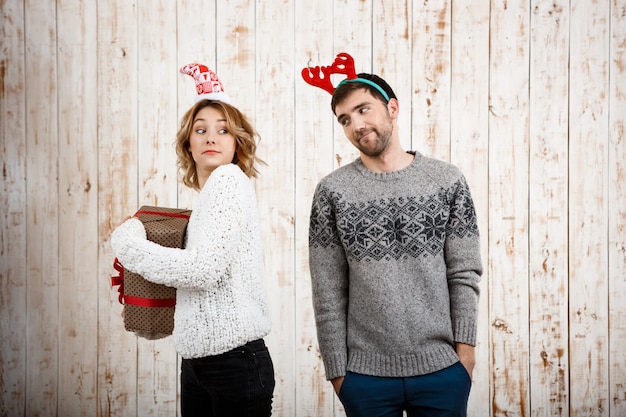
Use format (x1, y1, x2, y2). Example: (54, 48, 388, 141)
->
(111, 64, 274, 416)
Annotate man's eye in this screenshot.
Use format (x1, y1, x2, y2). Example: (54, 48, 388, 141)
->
(359, 107, 369, 114)
(340, 119, 350, 127)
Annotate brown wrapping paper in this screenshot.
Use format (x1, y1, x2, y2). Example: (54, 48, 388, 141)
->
(116, 206, 191, 339)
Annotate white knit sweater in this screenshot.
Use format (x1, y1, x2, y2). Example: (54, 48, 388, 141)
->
(111, 163, 272, 358)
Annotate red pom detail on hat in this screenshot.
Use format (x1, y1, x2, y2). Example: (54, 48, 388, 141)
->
(180, 63, 231, 104)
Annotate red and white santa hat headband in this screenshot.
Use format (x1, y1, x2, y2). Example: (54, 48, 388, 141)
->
(180, 63, 231, 104)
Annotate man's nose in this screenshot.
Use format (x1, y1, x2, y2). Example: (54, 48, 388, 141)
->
(351, 116, 366, 132)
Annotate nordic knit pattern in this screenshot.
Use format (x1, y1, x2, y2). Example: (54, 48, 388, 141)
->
(308, 152, 482, 380)
(111, 164, 271, 358)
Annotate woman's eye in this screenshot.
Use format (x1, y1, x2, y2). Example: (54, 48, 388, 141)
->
(218, 128, 228, 134)
(195, 128, 206, 134)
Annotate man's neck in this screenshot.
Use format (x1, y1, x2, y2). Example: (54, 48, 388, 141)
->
(361, 146, 414, 173)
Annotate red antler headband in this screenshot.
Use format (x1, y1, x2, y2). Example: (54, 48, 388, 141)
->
(301, 52, 390, 101)
(180, 63, 231, 104)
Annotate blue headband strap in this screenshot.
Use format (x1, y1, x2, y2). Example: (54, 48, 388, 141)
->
(336, 78, 390, 102)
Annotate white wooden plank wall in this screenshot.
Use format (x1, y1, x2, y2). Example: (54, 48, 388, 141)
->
(488, 1, 531, 415)
(1, 1, 625, 416)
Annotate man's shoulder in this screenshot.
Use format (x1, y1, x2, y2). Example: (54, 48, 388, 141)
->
(413, 152, 464, 184)
(317, 160, 360, 187)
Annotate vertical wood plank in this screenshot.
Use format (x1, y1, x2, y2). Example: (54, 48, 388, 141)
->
(97, 1, 139, 415)
(294, 1, 336, 414)
(135, 1, 179, 415)
(527, 2, 570, 416)
(175, 0, 217, 212)
(0, 0, 27, 415)
(609, 1, 626, 414)
(24, 0, 59, 414)
(216, 0, 255, 114)
(449, 1, 490, 415)
(332, 1, 372, 172)
(411, 0, 451, 161)
(56, 0, 99, 414)
(372, 0, 412, 151)
(488, 0, 531, 415)
(255, 0, 296, 414)
(568, 0, 610, 415)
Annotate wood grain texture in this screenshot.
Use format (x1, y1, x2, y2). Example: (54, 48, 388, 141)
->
(488, 0, 531, 415)
(175, 0, 217, 212)
(96, 1, 140, 415)
(24, 0, 59, 414)
(609, 2, 626, 415)
(56, 0, 99, 414)
(569, 1, 610, 415)
(332, 1, 371, 172)
(449, 1, 490, 415)
(0, 0, 27, 415)
(373, 0, 412, 151)
(527, 2, 570, 416)
(1, 1, 626, 416)
(254, 1, 296, 414)
(411, 0, 451, 162)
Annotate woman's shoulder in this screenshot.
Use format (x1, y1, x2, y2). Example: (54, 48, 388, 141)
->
(200, 164, 253, 198)
(213, 163, 246, 178)
(206, 164, 248, 186)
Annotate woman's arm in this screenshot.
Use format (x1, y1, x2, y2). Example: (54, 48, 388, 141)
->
(111, 165, 252, 290)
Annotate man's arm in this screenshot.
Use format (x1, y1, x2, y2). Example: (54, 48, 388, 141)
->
(309, 183, 350, 381)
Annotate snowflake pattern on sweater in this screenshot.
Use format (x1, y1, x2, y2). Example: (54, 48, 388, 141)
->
(310, 182, 478, 261)
(308, 152, 482, 379)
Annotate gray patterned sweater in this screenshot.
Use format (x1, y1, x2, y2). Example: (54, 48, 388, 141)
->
(308, 151, 482, 380)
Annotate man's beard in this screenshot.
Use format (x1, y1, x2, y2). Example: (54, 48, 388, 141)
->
(355, 122, 393, 158)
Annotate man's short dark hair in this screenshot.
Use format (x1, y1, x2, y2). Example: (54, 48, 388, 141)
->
(331, 73, 397, 114)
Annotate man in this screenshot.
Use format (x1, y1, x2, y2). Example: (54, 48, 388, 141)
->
(308, 71, 482, 417)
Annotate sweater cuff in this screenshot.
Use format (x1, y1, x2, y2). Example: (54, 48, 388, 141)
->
(453, 317, 477, 346)
(110, 217, 146, 259)
(322, 352, 348, 380)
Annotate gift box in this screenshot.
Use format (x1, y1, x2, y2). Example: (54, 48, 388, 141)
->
(112, 206, 191, 339)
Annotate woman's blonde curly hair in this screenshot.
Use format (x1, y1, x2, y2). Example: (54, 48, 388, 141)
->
(175, 100, 264, 191)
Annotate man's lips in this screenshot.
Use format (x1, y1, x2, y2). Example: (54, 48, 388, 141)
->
(357, 130, 374, 142)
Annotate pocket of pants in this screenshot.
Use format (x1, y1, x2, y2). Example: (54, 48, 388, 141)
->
(337, 372, 351, 399)
(250, 348, 275, 395)
(455, 361, 472, 387)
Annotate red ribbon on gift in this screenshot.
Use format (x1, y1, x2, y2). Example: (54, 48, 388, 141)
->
(110, 209, 190, 308)
(135, 209, 191, 219)
(111, 257, 176, 308)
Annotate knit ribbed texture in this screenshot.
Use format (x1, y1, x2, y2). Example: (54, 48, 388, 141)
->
(308, 152, 482, 379)
(111, 164, 271, 358)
